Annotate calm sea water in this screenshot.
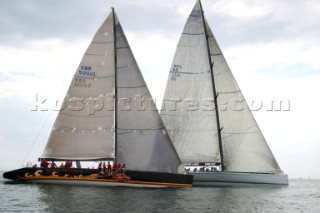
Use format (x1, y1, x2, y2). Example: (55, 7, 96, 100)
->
(0, 172, 319, 213)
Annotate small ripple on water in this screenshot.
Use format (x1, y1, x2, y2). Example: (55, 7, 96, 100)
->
(0, 175, 320, 213)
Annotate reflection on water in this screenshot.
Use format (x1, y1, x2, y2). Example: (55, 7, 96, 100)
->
(37, 184, 185, 212)
(0, 179, 48, 212)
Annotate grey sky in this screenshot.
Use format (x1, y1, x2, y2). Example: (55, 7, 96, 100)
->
(1, 0, 318, 48)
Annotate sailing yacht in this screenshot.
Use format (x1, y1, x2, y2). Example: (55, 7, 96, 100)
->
(3, 8, 192, 188)
(161, 0, 288, 186)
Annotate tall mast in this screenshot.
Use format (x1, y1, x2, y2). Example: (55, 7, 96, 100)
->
(198, 0, 225, 171)
(112, 7, 118, 163)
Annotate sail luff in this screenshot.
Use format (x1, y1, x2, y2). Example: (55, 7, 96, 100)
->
(112, 7, 118, 162)
(198, 0, 225, 171)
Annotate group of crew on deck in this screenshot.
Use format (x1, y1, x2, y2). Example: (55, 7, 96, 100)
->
(34, 159, 125, 175)
(185, 166, 219, 173)
(37, 159, 73, 168)
(98, 162, 126, 175)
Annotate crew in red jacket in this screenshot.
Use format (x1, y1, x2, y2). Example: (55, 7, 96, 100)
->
(51, 161, 57, 168)
(65, 160, 73, 168)
(103, 162, 106, 173)
(107, 162, 112, 175)
(40, 159, 49, 168)
(98, 162, 102, 171)
(113, 163, 118, 174)
(117, 162, 122, 173)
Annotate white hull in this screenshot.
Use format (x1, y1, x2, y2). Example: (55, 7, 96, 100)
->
(192, 172, 288, 186)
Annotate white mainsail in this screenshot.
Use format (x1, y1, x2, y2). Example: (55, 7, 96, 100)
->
(161, 0, 282, 173)
(42, 9, 182, 173)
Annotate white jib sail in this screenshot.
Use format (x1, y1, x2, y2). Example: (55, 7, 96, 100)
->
(42, 12, 116, 160)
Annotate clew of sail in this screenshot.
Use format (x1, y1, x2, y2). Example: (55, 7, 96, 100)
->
(161, 0, 282, 174)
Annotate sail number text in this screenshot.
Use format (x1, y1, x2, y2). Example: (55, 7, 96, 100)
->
(78, 65, 96, 77)
(171, 64, 182, 80)
(74, 78, 91, 88)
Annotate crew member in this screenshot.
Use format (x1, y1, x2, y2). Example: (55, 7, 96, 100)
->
(121, 164, 126, 174)
(65, 160, 71, 168)
(51, 161, 57, 168)
(107, 162, 112, 175)
(41, 159, 49, 168)
(117, 162, 122, 173)
(113, 163, 118, 174)
(98, 162, 102, 171)
(103, 162, 106, 173)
